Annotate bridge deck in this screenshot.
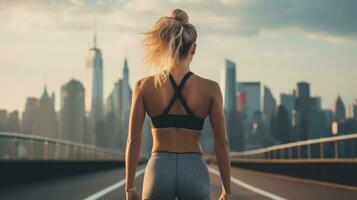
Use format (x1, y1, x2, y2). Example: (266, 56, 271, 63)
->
(0, 164, 356, 200)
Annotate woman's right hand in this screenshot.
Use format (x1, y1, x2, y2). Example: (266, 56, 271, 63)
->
(125, 190, 141, 200)
(219, 192, 233, 200)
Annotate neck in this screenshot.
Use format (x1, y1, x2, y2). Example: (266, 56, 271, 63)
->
(170, 60, 190, 76)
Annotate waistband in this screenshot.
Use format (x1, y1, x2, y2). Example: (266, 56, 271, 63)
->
(151, 150, 203, 156)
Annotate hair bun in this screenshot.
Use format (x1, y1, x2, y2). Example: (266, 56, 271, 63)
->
(170, 9, 189, 24)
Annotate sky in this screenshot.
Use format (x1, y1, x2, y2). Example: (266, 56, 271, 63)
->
(0, 0, 357, 116)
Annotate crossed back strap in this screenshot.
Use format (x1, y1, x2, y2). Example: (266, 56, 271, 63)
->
(161, 71, 194, 116)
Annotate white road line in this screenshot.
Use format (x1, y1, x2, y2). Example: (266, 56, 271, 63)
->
(207, 166, 287, 200)
(83, 168, 146, 200)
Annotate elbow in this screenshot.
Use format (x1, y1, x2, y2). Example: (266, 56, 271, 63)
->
(127, 138, 140, 146)
(126, 137, 142, 149)
(125, 139, 141, 157)
(214, 139, 231, 159)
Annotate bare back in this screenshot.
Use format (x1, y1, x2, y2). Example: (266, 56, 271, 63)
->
(140, 72, 216, 154)
(125, 8, 231, 196)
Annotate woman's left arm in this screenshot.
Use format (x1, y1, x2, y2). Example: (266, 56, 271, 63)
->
(125, 79, 146, 190)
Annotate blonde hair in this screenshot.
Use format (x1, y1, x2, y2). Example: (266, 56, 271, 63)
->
(143, 8, 197, 88)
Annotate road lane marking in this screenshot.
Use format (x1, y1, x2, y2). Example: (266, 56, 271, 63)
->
(83, 168, 146, 200)
(207, 166, 287, 200)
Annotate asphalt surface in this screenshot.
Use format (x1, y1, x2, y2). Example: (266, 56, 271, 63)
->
(0, 163, 357, 200)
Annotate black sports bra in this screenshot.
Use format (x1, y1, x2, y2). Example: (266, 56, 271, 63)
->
(150, 71, 205, 131)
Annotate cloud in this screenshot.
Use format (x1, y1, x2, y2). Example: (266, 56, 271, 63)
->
(235, 0, 357, 43)
(0, 0, 356, 44)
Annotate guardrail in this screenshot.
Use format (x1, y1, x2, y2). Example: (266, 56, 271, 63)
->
(231, 133, 357, 161)
(0, 132, 124, 160)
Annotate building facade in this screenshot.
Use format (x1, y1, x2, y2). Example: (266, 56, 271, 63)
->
(22, 97, 38, 134)
(33, 86, 58, 138)
(295, 82, 311, 140)
(8, 111, 19, 133)
(263, 86, 277, 135)
(220, 59, 244, 151)
(237, 82, 261, 119)
(87, 32, 104, 146)
(280, 93, 295, 119)
(60, 79, 86, 143)
(105, 58, 132, 151)
(334, 96, 346, 122)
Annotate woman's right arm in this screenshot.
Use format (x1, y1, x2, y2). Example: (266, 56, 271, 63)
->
(209, 81, 232, 196)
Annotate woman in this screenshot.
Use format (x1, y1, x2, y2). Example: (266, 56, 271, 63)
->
(125, 8, 232, 200)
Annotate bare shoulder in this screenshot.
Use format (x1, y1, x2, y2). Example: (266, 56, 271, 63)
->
(193, 73, 221, 95)
(133, 75, 156, 94)
(135, 75, 153, 86)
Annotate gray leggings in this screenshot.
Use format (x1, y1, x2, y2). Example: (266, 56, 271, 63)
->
(142, 151, 211, 200)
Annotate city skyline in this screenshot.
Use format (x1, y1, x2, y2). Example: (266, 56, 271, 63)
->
(1, 45, 356, 116)
(1, 0, 357, 114)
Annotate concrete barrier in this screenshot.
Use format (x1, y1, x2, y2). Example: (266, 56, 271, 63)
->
(0, 160, 141, 188)
(231, 159, 357, 187)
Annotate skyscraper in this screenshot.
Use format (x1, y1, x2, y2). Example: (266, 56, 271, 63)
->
(334, 96, 346, 122)
(105, 80, 121, 149)
(295, 82, 311, 140)
(60, 79, 85, 143)
(220, 59, 244, 151)
(22, 97, 38, 134)
(263, 86, 276, 135)
(280, 93, 295, 119)
(221, 59, 237, 111)
(305, 95, 329, 139)
(105, 58, 132, 151)
(33, 86, 58, 138)
(87, 32, 104, 146)
(297, 82, 310, 99)
(307, 110, 329, 139)
(272, 105, 291, 143)
(237, 81, 261, 147)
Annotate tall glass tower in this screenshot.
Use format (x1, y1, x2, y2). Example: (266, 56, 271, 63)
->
(87, 32, 104, 145)
(220, 59, 244, 151)
(221, 59, 237, 111)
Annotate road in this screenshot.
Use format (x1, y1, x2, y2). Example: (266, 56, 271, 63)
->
(0, 163, 356, 200)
